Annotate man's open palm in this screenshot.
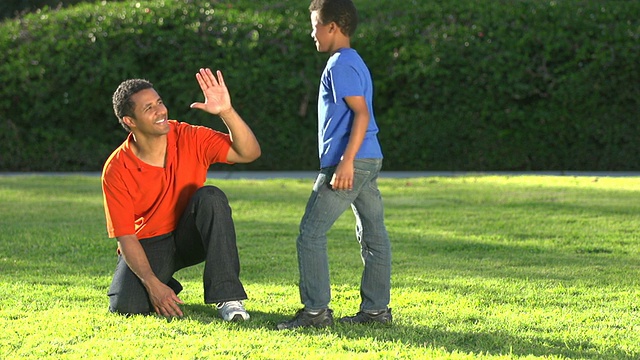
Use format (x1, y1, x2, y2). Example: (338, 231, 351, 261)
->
(190, 68, 232, 115)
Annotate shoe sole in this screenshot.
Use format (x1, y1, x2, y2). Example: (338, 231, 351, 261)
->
(340, 320, 392, 325)
(223, 312, 250, 322)
(276, 323, 332, 330)
(338, 317, 392, 325)
(230, 314, 244, 322)
(276, 320, 333, 330)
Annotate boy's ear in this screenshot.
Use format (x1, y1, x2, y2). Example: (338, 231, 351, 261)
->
(328, 21, 338, 33)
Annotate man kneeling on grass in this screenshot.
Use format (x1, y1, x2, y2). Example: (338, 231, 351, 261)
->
(101, 68, 260, 321)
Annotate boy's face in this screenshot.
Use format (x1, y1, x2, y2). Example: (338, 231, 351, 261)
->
(310, 11, 333, 53)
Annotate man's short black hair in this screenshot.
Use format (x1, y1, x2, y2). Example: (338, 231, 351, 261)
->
(112, 79, 154, 132)
(309, 0, 358, 37)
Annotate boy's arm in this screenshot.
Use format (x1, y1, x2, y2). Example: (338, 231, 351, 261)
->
(117, 234, 184, 317)
(330, 95, 370, 190)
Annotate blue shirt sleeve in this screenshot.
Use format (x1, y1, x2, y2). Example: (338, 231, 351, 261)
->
(329, 64, 364, 103)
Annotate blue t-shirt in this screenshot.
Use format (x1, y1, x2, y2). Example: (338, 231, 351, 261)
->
(317, 48, 383, 168)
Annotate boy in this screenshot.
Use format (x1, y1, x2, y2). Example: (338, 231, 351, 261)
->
(277, 0, 392, 330)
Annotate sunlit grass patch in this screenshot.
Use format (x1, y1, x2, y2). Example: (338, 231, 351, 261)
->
(1, 174, 640, 359)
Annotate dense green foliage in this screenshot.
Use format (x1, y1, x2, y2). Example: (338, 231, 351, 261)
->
(0, 0, 638, 171)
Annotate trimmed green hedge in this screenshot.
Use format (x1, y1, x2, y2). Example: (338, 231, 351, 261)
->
(1, 0, 638, 171)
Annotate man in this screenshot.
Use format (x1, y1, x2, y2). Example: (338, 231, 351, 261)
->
(102, 68, 260, 321)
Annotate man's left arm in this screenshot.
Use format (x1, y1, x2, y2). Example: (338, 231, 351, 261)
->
(218, 107, 262, 164)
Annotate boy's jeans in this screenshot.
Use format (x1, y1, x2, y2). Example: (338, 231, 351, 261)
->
(297, 158, 391, 312)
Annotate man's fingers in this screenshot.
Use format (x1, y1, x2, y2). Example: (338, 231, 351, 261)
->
(168, 303, 183, 318)
(154, 303, 169, 317)
(206, 68, 219, 86)
(190, 102, 204, 110)
(195, 72, 207, 90)
(198, 68, 213, 87)
(196, 68, 225, 88)
(165, 293, 184, 317)
(152, 291, 184, 318)
(216, 70, 226, 87)
(172, 294, 184, 304)
(161, 301, 183, 318)
(200, 68, 221, 88)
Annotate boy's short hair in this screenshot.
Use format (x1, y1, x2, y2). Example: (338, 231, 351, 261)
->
(112, 79, 154, 132)
(309, 0, 358, 37)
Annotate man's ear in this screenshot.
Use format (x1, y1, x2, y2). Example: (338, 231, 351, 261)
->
(122, 115, 136, 129)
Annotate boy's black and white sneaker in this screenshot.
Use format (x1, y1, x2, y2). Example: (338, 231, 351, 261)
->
(276, 308, 334, 330)
(339, 308, 392, 324)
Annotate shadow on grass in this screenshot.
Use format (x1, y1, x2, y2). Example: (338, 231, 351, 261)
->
(173, 306, 636, 359)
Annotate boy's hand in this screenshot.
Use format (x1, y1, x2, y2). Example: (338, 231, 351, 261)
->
(330, 160, 354, 190)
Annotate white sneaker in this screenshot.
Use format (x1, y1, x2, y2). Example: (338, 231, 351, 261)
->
(217, 301, 250, 321)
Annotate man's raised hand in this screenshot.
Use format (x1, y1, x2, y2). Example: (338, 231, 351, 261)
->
(190, 68, 233, 116)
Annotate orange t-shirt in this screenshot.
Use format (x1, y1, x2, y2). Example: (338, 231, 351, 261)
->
(101, 120, 232, 239)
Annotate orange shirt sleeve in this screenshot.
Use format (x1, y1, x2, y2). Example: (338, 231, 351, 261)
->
(182, 123, 233, 166)
(102, 155, 136, 238)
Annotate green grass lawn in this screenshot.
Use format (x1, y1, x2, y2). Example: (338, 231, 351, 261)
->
(1, 174, 639, 359)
